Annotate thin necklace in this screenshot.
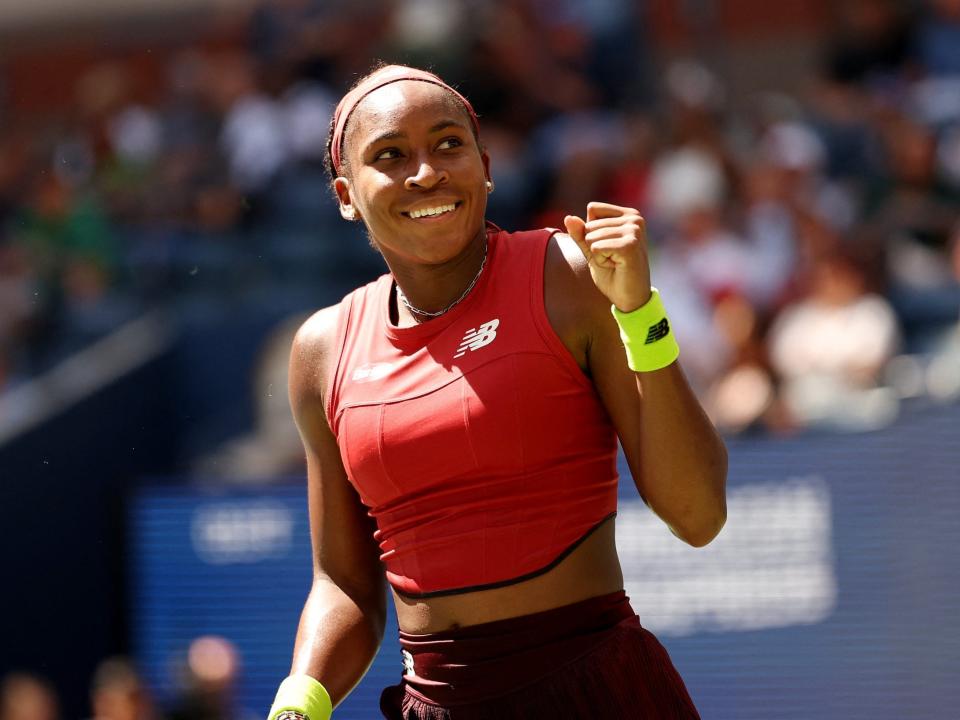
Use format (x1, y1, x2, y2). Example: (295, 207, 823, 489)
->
(396, 238, 488, 319)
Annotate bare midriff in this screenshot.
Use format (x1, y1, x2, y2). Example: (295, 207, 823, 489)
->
(391, 515, 623, 634)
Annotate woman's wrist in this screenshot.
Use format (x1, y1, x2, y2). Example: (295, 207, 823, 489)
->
(610, 288, 680, 372)
(268, 675, 333, 720)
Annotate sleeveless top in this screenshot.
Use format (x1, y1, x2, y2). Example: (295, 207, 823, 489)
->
(325, 225, 619, 597)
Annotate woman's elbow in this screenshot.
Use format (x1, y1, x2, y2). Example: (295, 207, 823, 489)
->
(673, 466, 728, 547)
(693, 444, 728, 546)
(680, 502, 726, 547)
(314, 571, 387, 645)
(366, 596, 387, 645)
(349, 581, 388, 645)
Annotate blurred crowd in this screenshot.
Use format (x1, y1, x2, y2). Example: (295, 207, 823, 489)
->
(0, 638, 259, 720)
(1, 0, 960, 435)
(3, 4, 960, 717)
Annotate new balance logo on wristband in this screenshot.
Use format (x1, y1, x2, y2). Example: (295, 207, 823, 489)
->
(645, 318, 670, 344)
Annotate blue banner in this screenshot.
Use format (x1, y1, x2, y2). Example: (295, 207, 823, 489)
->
(130, 401, 960, 719)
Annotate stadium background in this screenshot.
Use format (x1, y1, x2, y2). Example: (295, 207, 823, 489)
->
(1, 1, 958, 718)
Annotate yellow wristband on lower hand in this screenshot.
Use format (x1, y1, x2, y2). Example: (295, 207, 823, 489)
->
(268, 675, 333, 720)
(611, 288, 680, 372)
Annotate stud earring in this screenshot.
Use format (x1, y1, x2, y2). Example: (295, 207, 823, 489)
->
(485, 180, 495, 193)
(342, 206, 356, 220)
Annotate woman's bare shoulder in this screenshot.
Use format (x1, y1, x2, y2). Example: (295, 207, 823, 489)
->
(293, 305, 341, 356)
(545, 232, 609, 313)
(543, 232, 611, 372)
(290, 304, 343, 406)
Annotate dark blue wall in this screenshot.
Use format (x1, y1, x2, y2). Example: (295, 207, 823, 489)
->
(0, 352, 175, 719)
(0, 309, 289, 718)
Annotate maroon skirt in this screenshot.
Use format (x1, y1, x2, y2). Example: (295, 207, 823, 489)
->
(379, 591, 701, 719)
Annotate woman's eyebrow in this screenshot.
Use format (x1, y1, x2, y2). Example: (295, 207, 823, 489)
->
(428, 119, 467, 133)
(365, 130, 404, 150)
(365, 119, 467, 150)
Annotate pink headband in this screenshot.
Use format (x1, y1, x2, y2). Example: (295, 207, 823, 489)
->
(330, 65, 480, 175)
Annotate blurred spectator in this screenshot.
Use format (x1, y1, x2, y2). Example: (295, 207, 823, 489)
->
(88, 657, 158, 720)
(209, 53, 288, 196)
(758, 119, 858, 234)
(913, 0, 960, 78)
(249, 0, 388, 89)
(823, 0, 916, 90)
(660, 59, 743, 205)
(0, 673, 59, 720)
(768, 249, 901, 430)
(923, 320, 960, 402)
(910, 0, 960, 129)
(385, 0, 470, 73)
(918, 224, 960, 400)
(168, 636, 255, 720)
(704, 293, 776, 434)
(647, 147, 743, 391)
(603, 111, 656, 212)
(530, 109, 626, 229)
(868, 113, 960, 291)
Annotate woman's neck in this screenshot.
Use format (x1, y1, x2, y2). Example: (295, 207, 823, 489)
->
(385, 228, 489, 326)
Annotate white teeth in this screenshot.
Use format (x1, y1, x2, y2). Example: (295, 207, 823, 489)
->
(410, 203, 456, 219)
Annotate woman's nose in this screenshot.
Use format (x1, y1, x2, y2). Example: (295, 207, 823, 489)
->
(405, 160, 448, 190)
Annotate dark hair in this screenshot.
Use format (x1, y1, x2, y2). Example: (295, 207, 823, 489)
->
(323, 61, 390, 182)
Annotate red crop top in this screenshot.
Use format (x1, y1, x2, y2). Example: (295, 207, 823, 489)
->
(325, 225, 619, 597)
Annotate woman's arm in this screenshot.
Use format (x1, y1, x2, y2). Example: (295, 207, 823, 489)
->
(554, 203, 728, 547)
(286, 306, 387, 705)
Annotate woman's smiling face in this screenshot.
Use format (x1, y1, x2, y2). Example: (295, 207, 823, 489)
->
(334, 80, 491, 265)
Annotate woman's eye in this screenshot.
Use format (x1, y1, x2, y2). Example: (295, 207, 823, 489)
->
(374, 148, 401, 161)
(438, 137, 463, 150)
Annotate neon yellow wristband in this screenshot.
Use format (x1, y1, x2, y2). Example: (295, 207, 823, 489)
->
(610, 288, 680, 372)
(268, 675, 333, 720)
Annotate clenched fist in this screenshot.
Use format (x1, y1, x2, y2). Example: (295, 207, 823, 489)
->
(563, 202, 652, 313)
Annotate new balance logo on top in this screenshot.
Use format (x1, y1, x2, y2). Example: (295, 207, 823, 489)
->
(352, 363, 394, 382)
(645, 318, 670, 344)
(454, 319, 500, 358)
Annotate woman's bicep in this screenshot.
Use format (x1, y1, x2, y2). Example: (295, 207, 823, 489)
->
(289, 310, 384, 604)
(289, 399, 387, 692)
(584, 304, 651, 496)
(546, 234, 649, 493)
(302, 412, 384, 600)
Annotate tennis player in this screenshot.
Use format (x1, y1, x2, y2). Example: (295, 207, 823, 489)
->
(268, 64, 727, 720)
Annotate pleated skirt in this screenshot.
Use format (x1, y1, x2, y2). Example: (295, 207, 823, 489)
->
(379, 590, 701, 719)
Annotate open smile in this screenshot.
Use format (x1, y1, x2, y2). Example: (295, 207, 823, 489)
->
(402, 202, 461, 220)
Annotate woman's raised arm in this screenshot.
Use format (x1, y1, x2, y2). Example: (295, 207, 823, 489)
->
(556, 203, 728, 547)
